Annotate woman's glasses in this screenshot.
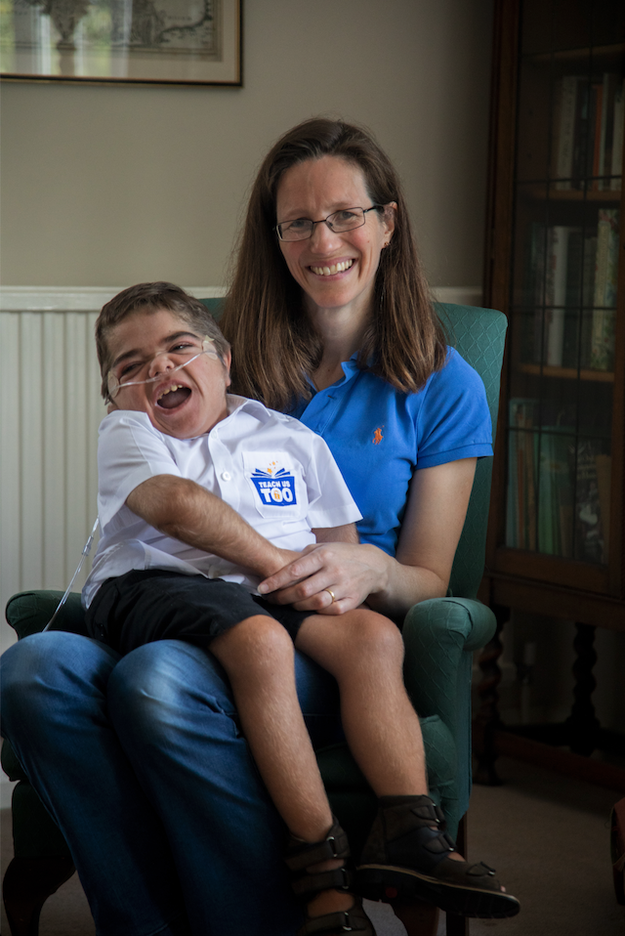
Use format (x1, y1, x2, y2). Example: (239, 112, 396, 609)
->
(275, 205, 382, 242)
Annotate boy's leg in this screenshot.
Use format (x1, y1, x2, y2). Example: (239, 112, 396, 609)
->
(208, 615, 362, 923)
(209, 614, 333, 841)
(295, 611, 517, 918)
(295, 609, 429, 796)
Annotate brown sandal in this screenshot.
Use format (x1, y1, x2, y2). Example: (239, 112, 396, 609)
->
(356, 795, 520, 919)
(285, 817, 376, 935)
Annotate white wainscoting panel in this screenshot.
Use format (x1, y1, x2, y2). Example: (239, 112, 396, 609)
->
(0, 308, 105, 654)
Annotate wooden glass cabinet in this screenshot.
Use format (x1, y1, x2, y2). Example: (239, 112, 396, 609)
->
(478, 0, 625, 784)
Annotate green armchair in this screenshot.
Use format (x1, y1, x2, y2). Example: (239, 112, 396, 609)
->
(1, 302, 507, 936)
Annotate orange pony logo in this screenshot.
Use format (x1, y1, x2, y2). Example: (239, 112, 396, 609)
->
(373, 426, 384, 445)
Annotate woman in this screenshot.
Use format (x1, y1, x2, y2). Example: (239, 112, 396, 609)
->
(222, 118, 484, 622)
(0, 119, 514, 936)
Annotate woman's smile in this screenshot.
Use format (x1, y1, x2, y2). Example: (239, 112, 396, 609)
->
(309, 258, 354, 276)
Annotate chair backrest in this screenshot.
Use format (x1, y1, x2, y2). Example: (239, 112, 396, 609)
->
(201, 298, 507, 601)
(436, 303, 507, 599)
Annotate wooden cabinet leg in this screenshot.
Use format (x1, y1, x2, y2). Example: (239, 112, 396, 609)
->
(473, 603, 507, 785)
(565, 622, 601, 756)
(3, 855, 75, 936)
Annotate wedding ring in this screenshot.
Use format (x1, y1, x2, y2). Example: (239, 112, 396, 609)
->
(324, 588, 336, 604)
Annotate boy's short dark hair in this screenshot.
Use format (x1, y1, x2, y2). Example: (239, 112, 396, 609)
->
(96, 282, 230, 402)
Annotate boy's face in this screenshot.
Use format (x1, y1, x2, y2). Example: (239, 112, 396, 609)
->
(106, 308, 231, 439)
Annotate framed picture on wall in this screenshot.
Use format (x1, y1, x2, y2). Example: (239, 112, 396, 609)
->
(0, 0, 242, 85)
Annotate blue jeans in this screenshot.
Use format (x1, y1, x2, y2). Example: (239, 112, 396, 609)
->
(0, 632, 343, 936)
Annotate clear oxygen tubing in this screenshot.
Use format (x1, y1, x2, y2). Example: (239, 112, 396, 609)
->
(43, 516, 100, 631)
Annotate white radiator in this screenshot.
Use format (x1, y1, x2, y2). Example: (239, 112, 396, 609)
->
(1, 307, 105, 653)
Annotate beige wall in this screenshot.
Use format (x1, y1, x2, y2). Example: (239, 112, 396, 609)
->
(0, 0, 494, 290)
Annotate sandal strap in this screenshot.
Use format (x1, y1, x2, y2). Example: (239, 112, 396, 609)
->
(286, 821, 351, 872)
(292, 865, 353, 899)
(286, 817, 353, 903)
(370, 795, 456, 869)
(296, 903, 375, 935)
(378, 794, 447, 830)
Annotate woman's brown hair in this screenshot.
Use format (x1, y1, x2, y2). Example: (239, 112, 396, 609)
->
(220, 118, 447, 411)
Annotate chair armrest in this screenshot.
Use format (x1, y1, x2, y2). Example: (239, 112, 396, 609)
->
(5, 591, 87, 640)
(401, 597, 496, 824)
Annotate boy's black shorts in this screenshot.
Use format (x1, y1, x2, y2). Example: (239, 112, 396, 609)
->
(85, 569, 314, 656)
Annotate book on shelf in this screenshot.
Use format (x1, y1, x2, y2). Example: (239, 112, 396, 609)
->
(551, 73, 624, 190)
(574, 440, 610, 564)
(590, 80, 604, 188)
(537, 429, 574, 558)
(524, 224, 588, 368)
(599, 73, 623, 191)
(506, 400, 610, 564)
(591, 208, 619, 371)
(595, 453, 611, 563)
(611, 80, 624, 191)
(553, 75, 583, 190)
(506, 399, 538, 551)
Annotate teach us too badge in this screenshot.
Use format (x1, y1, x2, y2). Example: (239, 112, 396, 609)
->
(250, 461, 298, 507)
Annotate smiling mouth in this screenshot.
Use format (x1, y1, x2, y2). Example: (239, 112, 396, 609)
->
(309, 259, 354, 276)
(156, 384, 191, 409)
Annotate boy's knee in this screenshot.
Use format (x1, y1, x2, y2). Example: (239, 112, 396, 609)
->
(352, 611, 404, 659)
(214, 615, 294, 673)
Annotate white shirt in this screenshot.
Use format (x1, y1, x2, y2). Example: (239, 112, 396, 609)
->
(82, 395, 361, 608)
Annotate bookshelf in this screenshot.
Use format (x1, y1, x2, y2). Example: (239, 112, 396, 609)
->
(478, 0, 625, 786)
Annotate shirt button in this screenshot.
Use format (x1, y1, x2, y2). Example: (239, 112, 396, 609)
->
(221, 471, 232, 481)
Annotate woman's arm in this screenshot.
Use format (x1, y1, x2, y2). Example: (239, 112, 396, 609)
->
(126, 474, 299, 579)
(257, 458, 477, 618)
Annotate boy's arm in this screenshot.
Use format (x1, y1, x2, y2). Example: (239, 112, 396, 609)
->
(311, 523, 359, 544)
(126, 474, 298, 579)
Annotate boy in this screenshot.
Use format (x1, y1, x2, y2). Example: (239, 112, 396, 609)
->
(84, 283, 517, 935)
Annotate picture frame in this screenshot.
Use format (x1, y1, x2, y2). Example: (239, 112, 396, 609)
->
(0, 0, 242, 86)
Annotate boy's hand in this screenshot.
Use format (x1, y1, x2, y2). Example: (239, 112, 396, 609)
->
(272, 548, 305, 573)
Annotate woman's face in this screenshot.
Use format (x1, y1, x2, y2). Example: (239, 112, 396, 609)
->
(275, 155, 395, 322)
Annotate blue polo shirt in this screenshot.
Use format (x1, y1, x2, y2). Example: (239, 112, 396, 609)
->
(290, 348, 492, 557)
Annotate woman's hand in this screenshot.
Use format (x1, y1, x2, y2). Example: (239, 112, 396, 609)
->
(258, 459, 478, 619)
(257, 541, 391, 615)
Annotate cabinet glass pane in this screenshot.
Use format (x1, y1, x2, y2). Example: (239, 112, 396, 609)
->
(504, 1, 623, 568)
